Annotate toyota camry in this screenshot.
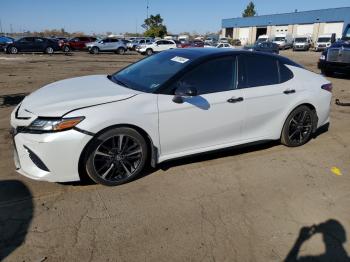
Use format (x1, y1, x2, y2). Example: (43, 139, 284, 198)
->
(11, 48, 332, 186)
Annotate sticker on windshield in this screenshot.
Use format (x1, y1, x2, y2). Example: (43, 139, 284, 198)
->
(171, 56, 189, 64)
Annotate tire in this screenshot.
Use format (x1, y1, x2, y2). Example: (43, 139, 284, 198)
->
(321, 69, 333, 77)
(281, 105, 315, 147)
(84, 127, 148, 186)
(146, 48, 153, 56)
(9, 46, 18, 54)
(116, 47, 125, 55)
(90, 47, 99, 54)
(63, 45, 70, 52)
(45, 46, 54, 54)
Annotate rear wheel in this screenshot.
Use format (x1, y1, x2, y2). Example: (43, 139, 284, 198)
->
(116, 47, 125, 55)
(45, 46, 54, 54)
(281, 106, 314, 147)
(85, 127, 148, 186)
(146, 48, 153, 56)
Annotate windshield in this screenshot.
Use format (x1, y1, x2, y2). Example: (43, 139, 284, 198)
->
(318, 37, 330, 43)
(274, 37, 285, 41)
(343, 27, 350, 40)
(111, 52, 192, 93)
(295, 38, 307, 43)
(256, 38, 267, 43)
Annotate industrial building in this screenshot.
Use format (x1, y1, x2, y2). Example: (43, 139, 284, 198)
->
(221, 7, 350, 45)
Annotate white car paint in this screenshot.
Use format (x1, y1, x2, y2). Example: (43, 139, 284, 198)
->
(11, 51, 332, 183)
(216, 43, 234, 49)
(138, 40, 177, 54)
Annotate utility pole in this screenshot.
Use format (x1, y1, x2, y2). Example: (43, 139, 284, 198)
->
(10, 23, 13, 34)
(146, 0, 149, 30)
(0, 19, 3, 34)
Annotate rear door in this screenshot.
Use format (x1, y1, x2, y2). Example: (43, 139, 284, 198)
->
(33, 38, 46, 52)
(238, 54, 296, 140)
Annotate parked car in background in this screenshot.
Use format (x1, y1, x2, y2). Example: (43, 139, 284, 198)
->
(86, 38, 127, 54)
(64, 36, 97, 52)
(318, 25, 350, 76)
(273, 34, 293, 49)
(179, 40, 204, 48)
(244, 42, 279, 54)
(137, 39, 177, 55)
(256, 35, 270, 44)
(127, 38, 153, 50)
(0, 36, 14, 51)
(218, 37, 229, 43)
(11, 48, 332, 186)
(314, 34, 332, 51)
(216, 43, 234, 49)
(5, 37, 64, 54)
(293, 36, 313, 51)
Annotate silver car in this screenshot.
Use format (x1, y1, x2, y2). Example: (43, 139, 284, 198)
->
(87, 38, 126, 55)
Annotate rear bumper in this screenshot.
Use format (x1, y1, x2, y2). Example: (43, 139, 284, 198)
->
(318, 60, 350, 74)
(12, 129, 92, 182)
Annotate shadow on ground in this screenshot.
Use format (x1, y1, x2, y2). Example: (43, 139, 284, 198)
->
(285, 219, 350, 261)
(0, 180, 33, 261)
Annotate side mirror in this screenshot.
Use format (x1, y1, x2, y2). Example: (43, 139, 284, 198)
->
(331, 33, 336, 43)
(172, 86, 198, 104)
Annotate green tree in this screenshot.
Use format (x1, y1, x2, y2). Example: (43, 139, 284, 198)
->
(144, 14, 167, 38)
(242, 1, 256, 17)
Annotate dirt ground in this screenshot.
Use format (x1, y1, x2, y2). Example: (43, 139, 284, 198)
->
(0, 50, 349, 262)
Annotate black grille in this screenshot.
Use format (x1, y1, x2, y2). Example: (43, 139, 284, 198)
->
(23, 146, 50, 172)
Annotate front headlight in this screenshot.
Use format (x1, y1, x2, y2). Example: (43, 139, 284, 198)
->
(319, 55, 326, 60)
(28, 117, 84, 132)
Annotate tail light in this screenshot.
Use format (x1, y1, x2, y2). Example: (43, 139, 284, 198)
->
(321, 83, 333, 92)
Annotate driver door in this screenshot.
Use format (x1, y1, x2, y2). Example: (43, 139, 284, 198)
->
(157, 56, 245, 157)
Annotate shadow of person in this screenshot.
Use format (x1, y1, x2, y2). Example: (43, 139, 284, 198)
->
(285, 219, 350, 262)
(0, 180, 33, 261)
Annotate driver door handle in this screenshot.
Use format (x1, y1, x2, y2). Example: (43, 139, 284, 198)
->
(227, 97, 244, 103)
(283, 89, 296, 94)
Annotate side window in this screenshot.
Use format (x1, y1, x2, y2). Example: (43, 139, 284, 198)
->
(173, 56, 236, 95)
(239, 54, 279, 88)
(157, 40, 164, 45)
(34, 38, 44, 43)
(279, 62, 294, 83)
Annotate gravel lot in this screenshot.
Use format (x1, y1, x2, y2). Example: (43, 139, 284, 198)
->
(0, 50, 349, 262)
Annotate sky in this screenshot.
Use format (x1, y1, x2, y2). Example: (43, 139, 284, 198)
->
(1, 0, 349, 34)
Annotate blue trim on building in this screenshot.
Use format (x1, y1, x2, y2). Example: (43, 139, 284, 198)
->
(222, 7, 350, 30)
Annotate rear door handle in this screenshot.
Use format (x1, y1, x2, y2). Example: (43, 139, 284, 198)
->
(283, 89, 296, 94)
(227, 97, 244, 103)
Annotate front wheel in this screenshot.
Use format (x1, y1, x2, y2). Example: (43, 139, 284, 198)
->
(63, 45, 70, 52)
(84, 127, 148, 186)
(9, 46, 18, 54)
(90, 47, 99, 54)
(281, 106, 315, 147)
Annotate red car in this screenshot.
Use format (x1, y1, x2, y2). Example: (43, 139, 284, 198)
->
(63, 36, 97, 51)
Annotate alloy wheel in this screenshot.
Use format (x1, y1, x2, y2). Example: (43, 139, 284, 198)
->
(92, 134, 143, 182)
(288, 110, 312, 145)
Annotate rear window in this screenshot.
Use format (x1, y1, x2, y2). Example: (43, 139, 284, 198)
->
(239, 54, 279, 88)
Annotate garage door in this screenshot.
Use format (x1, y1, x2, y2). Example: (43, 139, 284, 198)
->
(296, 24, 314, 36)
(239, 27, 250, 45)
(324, 22, 344, 39)
(274, 26, 288, 34)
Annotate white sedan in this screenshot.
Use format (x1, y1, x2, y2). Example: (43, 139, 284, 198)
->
(11, 49, 332, 186)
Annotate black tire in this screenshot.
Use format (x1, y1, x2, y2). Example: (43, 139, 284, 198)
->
(116, 47, 125, 55)
(321, 69, 333, 77)
(63, 45, 70, 52)
(45, 46, 54, 54)
(281, 105, 315, 147)
(90, 47, 99, 54)
(84, 127, 148, 186)
(9, 46, 18, 54)
(146, 48, 153, 56)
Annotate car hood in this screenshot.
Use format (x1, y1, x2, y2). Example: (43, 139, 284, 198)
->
(17, 75, 139, 117)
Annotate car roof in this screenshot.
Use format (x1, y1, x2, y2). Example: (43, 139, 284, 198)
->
(161, 48, 303, 68)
